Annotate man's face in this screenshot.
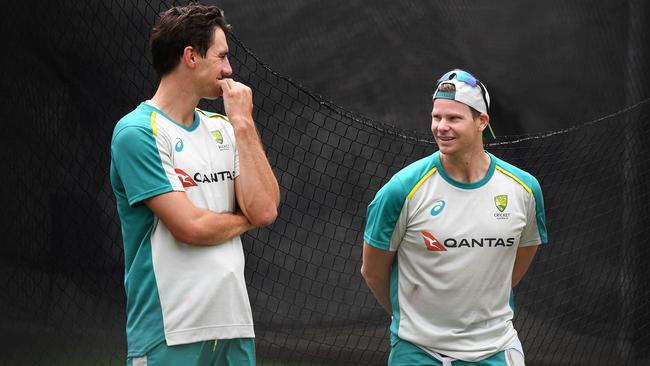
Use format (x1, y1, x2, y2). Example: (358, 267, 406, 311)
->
(431, 99, 483, 155)
(194, 27, 232, 100)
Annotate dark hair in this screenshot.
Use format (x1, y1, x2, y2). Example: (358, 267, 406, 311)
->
(150, 3, 231, 77)
(436, 83, 481, 119)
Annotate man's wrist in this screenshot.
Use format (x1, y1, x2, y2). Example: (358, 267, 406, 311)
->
(228, 115, 254, 127)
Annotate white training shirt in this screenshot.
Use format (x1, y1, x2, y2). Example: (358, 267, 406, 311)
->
(110, 102, 254, 357)
(364, 151, 547, 362)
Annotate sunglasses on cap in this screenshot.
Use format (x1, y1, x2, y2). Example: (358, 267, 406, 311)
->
(437, 70, 480, 87)
(436, 69, 490, 114)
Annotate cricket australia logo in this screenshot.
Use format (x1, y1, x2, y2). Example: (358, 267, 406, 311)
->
(211, 129, 230, 151)
(494, 194, 510, 220)
(211, 130, 223, 144)
(495, 195, 507, 212)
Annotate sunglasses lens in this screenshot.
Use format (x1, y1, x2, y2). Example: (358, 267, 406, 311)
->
(438, 70, 478, 87)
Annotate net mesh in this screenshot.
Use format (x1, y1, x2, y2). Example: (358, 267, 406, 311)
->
(1, 1, 649, 365)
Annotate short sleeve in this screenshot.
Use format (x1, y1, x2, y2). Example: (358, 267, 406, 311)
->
(111, 125, 183, 206)
(364, 176, 409, 251)
(519, 177, 548, 246)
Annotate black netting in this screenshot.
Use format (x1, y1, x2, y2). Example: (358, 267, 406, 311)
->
(1, 1, 649, 365)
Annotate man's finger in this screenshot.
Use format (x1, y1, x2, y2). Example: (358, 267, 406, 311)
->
(224, 78, 236, 89)
(217, 78, 233, 92)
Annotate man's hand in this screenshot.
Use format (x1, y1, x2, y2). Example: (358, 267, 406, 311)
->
(146, 191, 254, 246)
(216, 78, 254, 125)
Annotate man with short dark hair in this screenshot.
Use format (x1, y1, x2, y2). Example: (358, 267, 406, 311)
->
(110, 3, 279, 365)
(362, 69, 547, 365)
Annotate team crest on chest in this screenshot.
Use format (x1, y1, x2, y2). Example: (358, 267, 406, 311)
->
(494, 194, 510, 220)
(494, 195, 508, 212)
(211, 130, 223, 144)
(210, 129, 231, 151)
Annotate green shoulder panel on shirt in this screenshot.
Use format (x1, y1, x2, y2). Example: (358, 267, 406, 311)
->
(490, 153, 548, 244)
(111, 104, 174, 207)
(364, 153, 439, 250)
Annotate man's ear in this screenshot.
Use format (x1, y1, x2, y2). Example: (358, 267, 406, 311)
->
(477, 112, 490, 132)
(181, 46, 196, 68)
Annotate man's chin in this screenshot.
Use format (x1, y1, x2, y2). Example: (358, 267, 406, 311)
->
(437, 144, 457, 155)
(203, 91, 223, 101)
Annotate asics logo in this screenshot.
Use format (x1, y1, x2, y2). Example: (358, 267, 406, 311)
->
(175, 138, 184, 152)
(430, 199, 445, 217)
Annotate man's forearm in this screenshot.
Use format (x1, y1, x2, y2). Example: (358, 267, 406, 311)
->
(361, 243, 396, 316)
(187, 209, 254, 246)
(512, 245, 538, 287)
(233, 119, 280, 226)
(362, 273, 392, 315)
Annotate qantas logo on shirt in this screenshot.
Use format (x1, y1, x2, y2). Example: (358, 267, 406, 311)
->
(421, 231, 447, 251)
(444, 237, 516, 248)
(175, 168, 197, 188)
(422, 231, 516, 251)
(175, 168, 234, 188)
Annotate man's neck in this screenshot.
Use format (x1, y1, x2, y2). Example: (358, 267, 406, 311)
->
(440, 147, 491, 184)
(150, 73, 200, 127)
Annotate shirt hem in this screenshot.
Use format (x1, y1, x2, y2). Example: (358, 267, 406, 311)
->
(165, 324, 255, 346)
(127, 336, 166, 358)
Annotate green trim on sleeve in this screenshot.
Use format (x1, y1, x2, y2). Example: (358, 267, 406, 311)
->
(364, 154, 438, 250)
(490, 153, 548, 244)
(111, 107, 175, 207)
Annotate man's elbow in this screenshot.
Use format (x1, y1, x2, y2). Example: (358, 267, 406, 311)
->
(249, 207, 278, 227)
(360, 264, 377, 284)
(171, 222, 205, 245)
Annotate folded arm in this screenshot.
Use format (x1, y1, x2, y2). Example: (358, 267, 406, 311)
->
(145, 191, 253, 246)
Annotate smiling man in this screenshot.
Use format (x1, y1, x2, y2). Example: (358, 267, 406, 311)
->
(361, 70, 547, 365)
(110, 3, 279, 365)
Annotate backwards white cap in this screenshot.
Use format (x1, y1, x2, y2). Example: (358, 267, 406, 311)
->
(432, 69, 495, 139)
(433, 70, 490, 113)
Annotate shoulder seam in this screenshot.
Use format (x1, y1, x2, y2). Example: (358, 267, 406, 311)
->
(150, 111, 158, 137)
(407, 167, 438, 200)
(196, 108, 228, 120)
(495, 165, 532, 195)
(113, 119, 156, 142)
